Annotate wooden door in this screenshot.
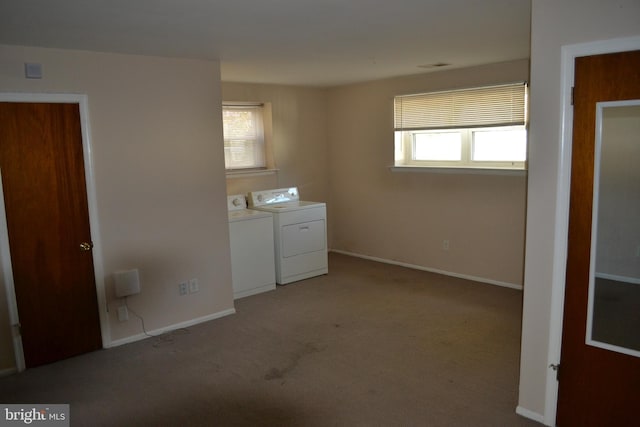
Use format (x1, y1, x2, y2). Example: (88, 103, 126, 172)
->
(557, 51, 640, 425)
(0, 102, 102, 368)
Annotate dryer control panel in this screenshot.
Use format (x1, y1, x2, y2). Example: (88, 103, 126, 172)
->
(248, 187, 299, 207)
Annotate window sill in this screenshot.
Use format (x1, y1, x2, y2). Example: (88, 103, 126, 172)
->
(225, 168, 279, 179)
(389, 165, 527, 176)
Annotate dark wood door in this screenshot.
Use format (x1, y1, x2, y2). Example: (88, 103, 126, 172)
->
(0, 102, 102, 368)
(557, 51, 640, 426)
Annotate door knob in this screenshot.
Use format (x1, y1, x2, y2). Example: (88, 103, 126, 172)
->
(79, 242, 93, 251)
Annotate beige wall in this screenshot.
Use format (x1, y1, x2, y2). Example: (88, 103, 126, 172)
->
(222, 82, 329, 206)
(519, 0, 640, 423)
(0, 45, 233, 371)
(326, 60, 529, 287)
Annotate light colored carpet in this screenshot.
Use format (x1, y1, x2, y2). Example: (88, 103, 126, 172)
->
(0, 253, 540, 426)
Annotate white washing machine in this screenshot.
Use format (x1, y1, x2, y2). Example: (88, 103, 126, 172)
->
(247, 187, 328, 285)
(227, 194, 276, 299)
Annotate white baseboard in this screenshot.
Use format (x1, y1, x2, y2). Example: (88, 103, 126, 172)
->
(516, 406, 546, 424)
(107, 307, 236, 348)
(234, 283, 276, 300)
(595, 272, 640, 285)
(0, 366, 17, 378)
(330, 249, 523, 290)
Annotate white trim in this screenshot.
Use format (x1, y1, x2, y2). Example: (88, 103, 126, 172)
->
(75, 95, 111, 348)
(0, 92, 110, 369)
(225, 168, 279, 179)
(545, 35, 640, 427)
(107, 308, 235, 348)
(0, 367, 18, 378)
(516, 406, 545, 424)
(584, 100, 605, 358)
(586, 336, 640, 359)
(233, 284, 276, 300)
(389, 165, 527, 176)
(330, 249, 523, 290)
(0, 170, 25, 372)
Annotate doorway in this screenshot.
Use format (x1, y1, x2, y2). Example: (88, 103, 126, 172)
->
(541, 36, 640, 426)
(0, 93, 109, 370)
(557, 50, 640, 425)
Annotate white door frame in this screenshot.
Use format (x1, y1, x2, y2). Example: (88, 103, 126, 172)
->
(0, 92, 110, 372)
(545, 35, 640, 425)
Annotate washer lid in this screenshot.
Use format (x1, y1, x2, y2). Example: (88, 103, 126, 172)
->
(228, 208, 273, 222)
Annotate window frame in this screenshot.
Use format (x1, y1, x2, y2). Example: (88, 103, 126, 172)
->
(393, 83, 528, 171)
(222, 103, 266, 171)
(396, 125, 527, 170)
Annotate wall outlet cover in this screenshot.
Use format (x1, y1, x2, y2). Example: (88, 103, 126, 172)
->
(179, 282, 188, 296)
(117, 306, 128, 322)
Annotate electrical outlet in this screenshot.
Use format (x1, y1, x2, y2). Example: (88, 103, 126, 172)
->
(189, 278, 199, 293)
(117, 306, 129, 322)
(179, 282, 188, 296)
(442, 240, 450, 251)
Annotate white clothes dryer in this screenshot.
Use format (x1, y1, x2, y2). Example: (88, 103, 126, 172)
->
(247, 187, 328, 285)
(227, 194, 276, 299)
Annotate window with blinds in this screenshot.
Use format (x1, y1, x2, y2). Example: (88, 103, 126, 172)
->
(222, 104, 265, 170)
(393, 83, 528, 170)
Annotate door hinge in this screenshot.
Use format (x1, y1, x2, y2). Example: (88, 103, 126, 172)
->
(571, 86, 575, 106)
(550, 363, 560, 381)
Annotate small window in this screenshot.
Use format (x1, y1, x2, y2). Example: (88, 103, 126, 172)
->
(414, 131, 462, 161)
(472, 127, 527, 162)
(222, 104, 265, 170)
(394, 83, 528, 170)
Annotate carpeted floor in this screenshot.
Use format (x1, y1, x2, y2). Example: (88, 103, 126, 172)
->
(0, 253, 540, 426)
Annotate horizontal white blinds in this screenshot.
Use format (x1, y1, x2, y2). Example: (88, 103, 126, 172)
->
(223, 105, 262, 140)
(394, 83, 527, 131)
(222, 104, 265, 169)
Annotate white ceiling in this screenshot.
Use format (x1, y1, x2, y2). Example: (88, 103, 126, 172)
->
(0, 0, 531, 87)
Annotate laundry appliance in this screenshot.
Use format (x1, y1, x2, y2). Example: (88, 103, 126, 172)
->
(247, 187, 327, 284)
(227, 194, 276, 299)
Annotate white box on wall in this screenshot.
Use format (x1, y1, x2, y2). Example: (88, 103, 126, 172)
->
(114, 269, 141, 298)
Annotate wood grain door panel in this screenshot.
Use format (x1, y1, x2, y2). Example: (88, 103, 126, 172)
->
(0, 102, 102, 367)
